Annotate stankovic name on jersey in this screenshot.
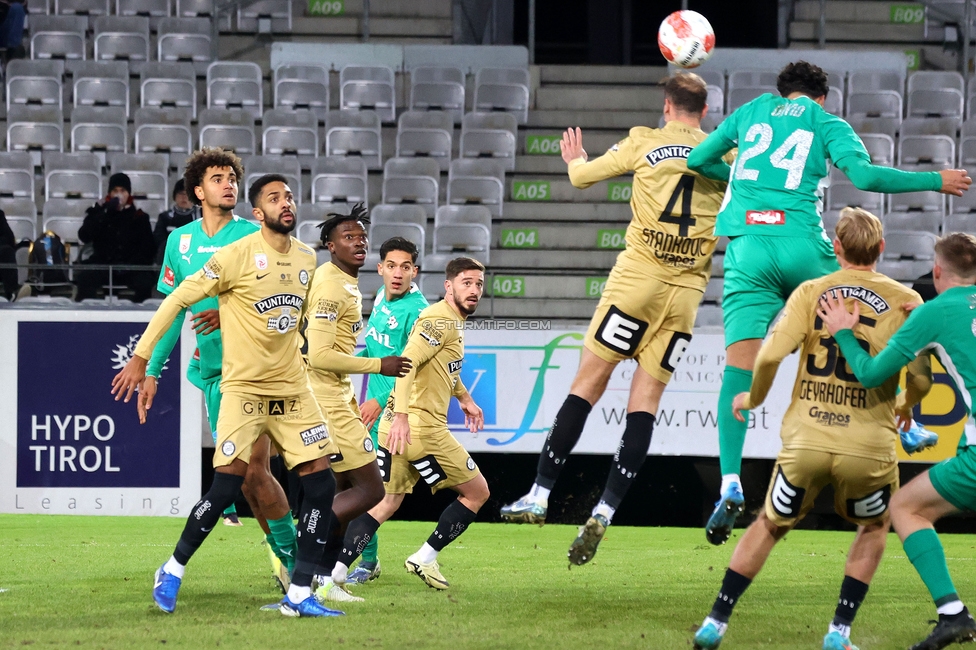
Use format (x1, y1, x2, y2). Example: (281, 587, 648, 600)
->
(642, 229, 708, 268)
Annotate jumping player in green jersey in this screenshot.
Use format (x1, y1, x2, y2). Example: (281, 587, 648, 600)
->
(138, 148, 298, 587)
(340, 236, 428, 585)
(820, 233, 976, 650)
(686, 61, 972, 545)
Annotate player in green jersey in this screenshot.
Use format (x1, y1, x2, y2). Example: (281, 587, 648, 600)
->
(343, 236, 429, 584)
(687, 61, 972, 545)
(820, 233, 976, 650)
(137, 148, 298, 588)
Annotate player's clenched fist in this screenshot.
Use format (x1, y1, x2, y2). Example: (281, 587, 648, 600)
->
(380, 355, 412, 377)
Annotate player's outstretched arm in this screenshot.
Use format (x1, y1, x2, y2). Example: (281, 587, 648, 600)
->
(686, 113, 736, 181)
(564, 127, 632, 189)
(896, 354, 933, 431)
(838, 157, 970, 196)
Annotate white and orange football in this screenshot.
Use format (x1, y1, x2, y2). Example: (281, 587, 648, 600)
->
(658, 10, 715, 69)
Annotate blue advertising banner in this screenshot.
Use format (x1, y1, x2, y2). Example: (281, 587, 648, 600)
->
(17, 321, 181, 488)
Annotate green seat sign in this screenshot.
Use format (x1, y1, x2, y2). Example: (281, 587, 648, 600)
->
(512, 180, 550, 201)
(525, 135, 562, 155)
(491, 275, 525, 297)
(608, 182, 632, 202)
(500, 228, 538, 248)
(890, 4, 923, 23)
(308, 0, 345, 14)
(596, 229, 626, 249)
(585, 277, 607, 297)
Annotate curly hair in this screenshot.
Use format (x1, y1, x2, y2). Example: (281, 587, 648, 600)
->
(317, 202, 370, 246)
(182, 147, 244, 207)
(776, 61, 829, 100)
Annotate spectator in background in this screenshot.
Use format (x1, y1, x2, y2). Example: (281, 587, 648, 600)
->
(153, 178, 198, 261)
(0, 1, 27, 61)
(912, 270, 938, 303)
(0, 208, 30, 301)
(75, 172, 156, 302)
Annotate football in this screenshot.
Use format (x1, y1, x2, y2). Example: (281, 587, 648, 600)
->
(658, 10, 715, 69)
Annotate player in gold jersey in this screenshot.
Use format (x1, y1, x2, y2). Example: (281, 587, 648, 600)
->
(302, 204, 411, 603)
(330, 257, 487, 591)
(112, 175, 345, 618)
(500, 73, 732, 564)
(692, 208, 933, 650)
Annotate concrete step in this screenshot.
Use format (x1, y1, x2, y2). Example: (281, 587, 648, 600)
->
(492, 222, 630, 250)
(789, 21, 936, 43)
(489, 248, 619, 270)
(519, 129, 626, 158)
(793, 1, 916, 22)
(484, 274, 604, 299)
(535, 85, 666, 112)
(292, 16, 453, 37)
(538, 65, 670, 85)
(502, 202, 632, 221)
(527, 109, 662, 130)
(334, 0, 453, 18)
(481, 297, 598, 320)
(506, 176, 632, 202)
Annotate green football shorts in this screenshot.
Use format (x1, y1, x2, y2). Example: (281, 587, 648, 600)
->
(722, 234, 839, 346)
(929, 444, 976, 513)
(203, 377, 222, 440)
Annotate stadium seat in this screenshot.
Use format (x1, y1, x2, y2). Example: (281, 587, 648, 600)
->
(42, 199, 90, 243)
(207, 61, 263, 120)
(296, 203, 339, 247)
(460, 112, 518, 172)
(695, 304, 723, 327)
(858, 133, 895, 166)
(727, 70, 779, 89)
(396, 110, 453, 172)
(70, 106, 127, 166)
(434, 204, 492, 230)
(56, 0, 110, 19)
(821, 209, 841, 237)
(950, 189, 976, 215)
(883, 230, 937, 261)
(697, 69, 724, 90)
(72, 60, 128, 115)
(6, 59, 64, 113)
(30, 15, 87, 61)
(238, 0, 292, 32)
(705, 85, 725, 118)
(703, 278, 723, 305)
(157, 17, 212, 75)
(117, 0, 171, 22)
(109, 152, 168, 200)
(473, 67, 530, 124)
(410, 66, 465, 123)
(846, 91, 902, 137)
(382, 157, 440, 218)
(711, 252, 724, 277)
(134, 107, 192, 168)
(727, 86, 776, 113)
(944, 213, 976, 235)
(907, 89, 963, 130)
(433, 224, 491, 260)
(824, 87, 843, 116)
(140, 62, 197, 119)
(7, 106, 64, 167)
(198, 108, 257, 157)
(0, 152, 36, 198)
(370, 222, 425, 262)
(446, 158, 505, 218)
(262, 108, 319, 168)
(884, 210, 942, 235)
(325, 110, 382, 170)
(848, 70, 904, 97)
(827, 181, 884, 213)
(370, 204, 427, 228)
(310, 156, 367, 206)
(7, 213, 36, 243)
(898, 134, 955, 166)
(908, 70, 965, 94)
(243, 155, 302, 205)
(273, 64, 329, 122)
(889, 187, 945, 214)
(340, 65, 396, 124)
(959, 136, 976, 166)
(28, 0, 50, 15)
(44, 152, 102, 200)
(93, 16, 149, 75)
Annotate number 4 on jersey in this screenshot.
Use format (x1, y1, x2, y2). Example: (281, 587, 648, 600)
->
(659, 174, 696, 237)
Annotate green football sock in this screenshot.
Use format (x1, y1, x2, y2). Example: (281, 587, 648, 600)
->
(268, 514, 298, 573)
(718, 366, 753, 476)
(904, 528, 960, 606)
(222, 502, 237, 517)
(360, 530, 379, 565)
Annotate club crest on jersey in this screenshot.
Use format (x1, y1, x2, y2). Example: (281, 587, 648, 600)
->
(645, 144, 692, 166)
(255, 253, 268, 270)
(386, 314, 398, 329)
(267, 307, 298, 334)
(821, 286, 891, 314)
(179, 233, 191, 254)
(299, 269, 309, 285)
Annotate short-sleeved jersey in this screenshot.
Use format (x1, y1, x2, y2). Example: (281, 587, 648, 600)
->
(157, 216, 259, 381)
(363, 284, 429, 404)
(771, 269, 922, 461)
(885, 285, 976, 444)
(387, 300, 465, 428)
(710, 94, 869, 238)
(134, 231, 318, 396)
(304, 262, 374, 402)
(568, 121, 729, 290)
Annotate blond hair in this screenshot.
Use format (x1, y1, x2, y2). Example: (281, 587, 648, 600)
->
(835, 207, 884, 266)
(935, 232, 976, 279)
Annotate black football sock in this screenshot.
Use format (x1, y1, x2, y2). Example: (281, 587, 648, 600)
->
(598, 411, 655, 512)
(535, 394, 592, 489)
(709, 569, 752, 623)
(832, 575, 870, 630)
(293, 469, 336, 588)
(173, 472, 244, 564)
(426, 500, 478, 551)
(316, 513, 342, 577)
(339, 513, 381, 567)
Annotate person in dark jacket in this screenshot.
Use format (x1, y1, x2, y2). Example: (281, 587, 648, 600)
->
(152, 178, 197, 262)
(0, 208, 30, 300)
(75, 172, 156, 302)
(0, 1, 27, 60)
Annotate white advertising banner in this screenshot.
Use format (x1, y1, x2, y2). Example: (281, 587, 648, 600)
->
(0, 310, 201, 516)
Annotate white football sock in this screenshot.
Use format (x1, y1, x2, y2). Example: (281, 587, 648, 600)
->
(163, 556, 185, 579)
(828, 622, 851, 638)
(332, 562, 349, 585)
(528, 483, 551, 501)
(414, 542, 439, 564)
(703, 616, 728, 635)
(592, 501, 616, 523)
(938, 600, 965, 616)
(720, 474, 741, 495)
(287, 584, 311, 603)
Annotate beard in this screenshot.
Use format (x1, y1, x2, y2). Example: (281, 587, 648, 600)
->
(265, 213, 296, 234)
(455, 296, 479, 317)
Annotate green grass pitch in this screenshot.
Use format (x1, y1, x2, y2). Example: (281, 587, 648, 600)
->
(2, 514, 973, 649)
